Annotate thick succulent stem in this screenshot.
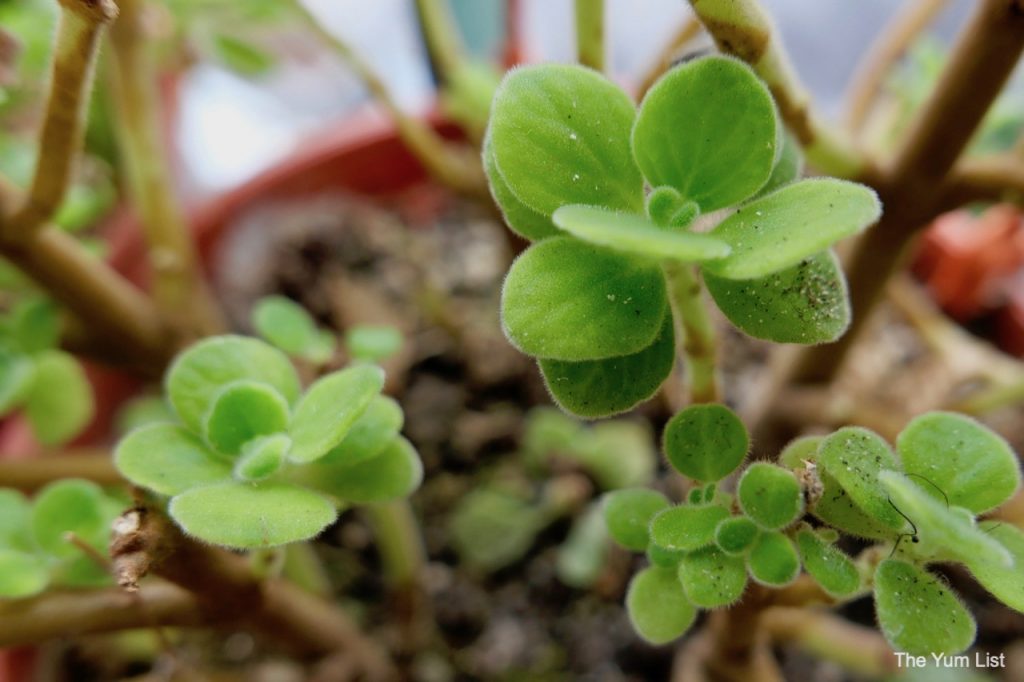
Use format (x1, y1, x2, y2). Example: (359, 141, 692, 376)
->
(663, 262, 720, 404)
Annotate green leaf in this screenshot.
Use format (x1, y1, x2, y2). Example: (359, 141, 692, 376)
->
(632, 56, 778, 212)
(0, 350, 34, 414)
(320, 396, 403, 467)
(705, 250, 851, 344)
(0, 489, 32, 550)
(311, 437, 422, 504)
(647, 542, 687, 569)
(482, 134, 559, 241)
(747, 530, 800, 586)
(678, 545, 748, 608)
(703, 179, 882, 280)
(30, 479, 107, 558)
(811, 467, 898, 540)
(897, 412, 1021, 514)
(252, 295, 335, 363)
(115, 394, 175, 435)
(626, 565, 697, 645)
(756, 131, 803, 197)
(967, 521, 1024, 612)
(9, 297, 59, 352)
(646, 187, 699, 229)
(169, 481, 336, 549)
(795, 529, 859, 598)
(234, 434, 290, 482)
(0, 549, 49, 598)
(538, 315, 674, 418)
(166, 336, 300, 434)
(501, 236, 667, 361)
(557, 503, 610, 589)
(344, 326, 403, 364)
(567, 420, 657, 490)
(211, 34, 276, 77)
(662, 404, 748, 482)
(115, 423, 232, 496)
(818, 427, 904, 531)
(551, 205, 730, 262)
(287, 365, 384, 464)
(602, 488, 670, 551)
(650, 504, 730, 552)
(778, 435, 823, 470)
(737, 462, 803, 530)
(714, 516, 759, 555)
(874, 559, 975, 656)
(450, 487, 546, 572)
(487, 64, 643, 215)
(25, 350, 93, 445)
(205, 380, 290, 455)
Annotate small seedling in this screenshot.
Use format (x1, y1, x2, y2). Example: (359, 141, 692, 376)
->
(485, 55, 881, 417)
(115, 333, 422, 549)
(604, 405, 1022, 655)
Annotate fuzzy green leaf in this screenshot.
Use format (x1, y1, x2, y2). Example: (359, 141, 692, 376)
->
(169, 481, 336, 549)
(205, 380, 290, 455)
(737, 462, 803, 531)
(967, 521, 1024, 612)
(646, 187, 699, 229)
(705, 250, 850, 344)
(551, 205, 730, 262)
(311, 436, 422, 504)
(234, 434, 290, 482)
(874, 559, 975, 656)
(678, 545, 748, 608)
(25, 350, 93, 446)
(450, 487, 546, 572)
(115, 423, 232, 496)
(650, 504, 730, 552)
(715, 516, 759, 555)
(647, 542, 687, 569)
(632, 56, 778, 212)
(662, 404, 748, 482)
(602, 488, 670, 551)
(0, 350, 34, 414)
(796, 529, 859, 597)
(31, 480, 107, 558)
(288, 365, 384, 464)
(703, 179, 882, 280)
(538, 315, 674, 417)
(9, 298, 59, 352)
(320, 396, 403, 467)
(0, 549, 49, 598)
(627, 565, 697, 645)
(252, 295, 335, 363)
(0, 489, 32, 550)
(756, 132, 803, 197)
(897, 412, 1021, 514)
(482, 134, 559, 241)
(818, 427, 904, 530)
(573, 420, 658, 489)
(344, 326, 403, 364)
(557, 503, 611, 589)
(811, 468, 897, 540)
(778, 435, 823, 470)
(747, 530, 800, 586)
(501, 236, 667, 361)
(166, 336, 300, 433)
(487, 64, 643, 215)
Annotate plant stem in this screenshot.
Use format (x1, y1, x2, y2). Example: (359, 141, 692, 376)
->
(636, 14, 702, 99)
(941, 154, 1024, 207)
(107, 0, 223, 338)
(413, 0, 466, 86)
(663, 261, 719, 404)
(687, 0, 865, 178)
(7, 0, 117, 237)
(844, 0, 949, 134)
(0, 450, 120, 491)
(575, 0, 605, 72)
(363, 500, 426, 588)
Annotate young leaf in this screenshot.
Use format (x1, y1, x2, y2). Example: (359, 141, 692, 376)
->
(450, 487, 546, 572)
(482, 134, 559, 241)
(678, 545, 748, 607)
(702, 179, 882, 280)
(811, 468, 898, 540)
(551, 205, 730, 263)
(778, 435, 823, 470)
(9, 297, 59, 352)
(650, 504, 730, 552)
(252, 295, 335, 363)
(319, 396, 403, 467)
(166, 336, 300, 434)
(967, 521, 1024, 612)
(646, 187, 698, 229)
(235, 434, 290, 482)
(169, 481, 336, 549)
(487, 64, 643, 215)
(25, 350, 93, 445)
(205, 380, 290, 455)
(626, 565, 697, 645)
(715, 516, 759, 555)
(0, 549, 49, 598)
(662, 404, 748, 482)
(795, 529, 859, 597)
(874, 559, 975, 656)
(30, 480, 107, 558)
(287, 365, 384, 463)
(704, 250, 850, 344)
(602, 488, 670, 551)
(632, 56, 778, 212)
(737, 462, 803, 531)
(557, 503, 611, 589)
(538, 316, 674, 418)
(756, 132, 803, 197)
(0, 489, 32, 550)
(311, 437, 423, 504)
(747, 530, 800, 586)
(0, 350, 34, 413)
(501, 237, 668, 361)
(575, 420, 658, 490)
(897, 412, 1021, 514)
(647, 542, 687, 569)
(818, 427, 904, 531)
(115, 423, 232, 496)
(344, 326, 403, 364)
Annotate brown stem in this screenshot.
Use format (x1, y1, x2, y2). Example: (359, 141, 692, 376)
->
(844, 0, 949, 134)
(637, 15, 702, 99)
(940, 154, 1024, 208)
(0, 450, 121, 491)
(6, 0, 117, 237)
(760, 607, 898, 677)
